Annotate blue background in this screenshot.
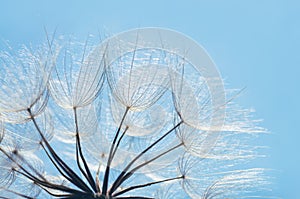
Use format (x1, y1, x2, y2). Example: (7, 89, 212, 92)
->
(1, 0, 299, 198)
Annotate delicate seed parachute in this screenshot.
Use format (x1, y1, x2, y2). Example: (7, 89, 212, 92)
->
(0, 28, 272, 199)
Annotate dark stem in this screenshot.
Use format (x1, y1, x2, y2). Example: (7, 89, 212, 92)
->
(73, 107, 98, 192)
(40, 142, 79, 186)
(113, 175, 184, 197)
(112, 142, 183, 192)
(27, 108, 93, 193)
(14, 152, 46, 181)
(0, 147, 82, 196)
(0, 188, 35, 199)
(111, 126, 129, 161)
(109, 120, 183, 194)
(102, 106, 130, 194)
(14, 169, 84, 195)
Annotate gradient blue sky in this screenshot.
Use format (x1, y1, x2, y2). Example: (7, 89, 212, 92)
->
(1, 1, 299, 198)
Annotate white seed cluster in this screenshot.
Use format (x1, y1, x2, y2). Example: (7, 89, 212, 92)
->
(0, 28, 271, 199)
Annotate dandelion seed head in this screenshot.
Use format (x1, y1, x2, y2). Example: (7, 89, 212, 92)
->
(0, 28, 272, 199)
(0, 43, 54, 123)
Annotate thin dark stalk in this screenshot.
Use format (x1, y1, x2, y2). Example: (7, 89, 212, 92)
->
(27, 108, 93, 193)
(14, 168, 84, 195)
(38, 186, 73, 198)
(109, 120, 183, 194)
(0, 196, 10, 199)
(0, 188, 35, 199)
(114, 142, 183, 191)
(73, 107, 98, 192)
(40, 143, 77, 186)
(0, 147, 40, 184)
(113, 175, 184, 197)
(15, 152, 46, 181)
(111, 126, 129, 161)
(102, 106, 130, 194)
(0, 147, 81, 195)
